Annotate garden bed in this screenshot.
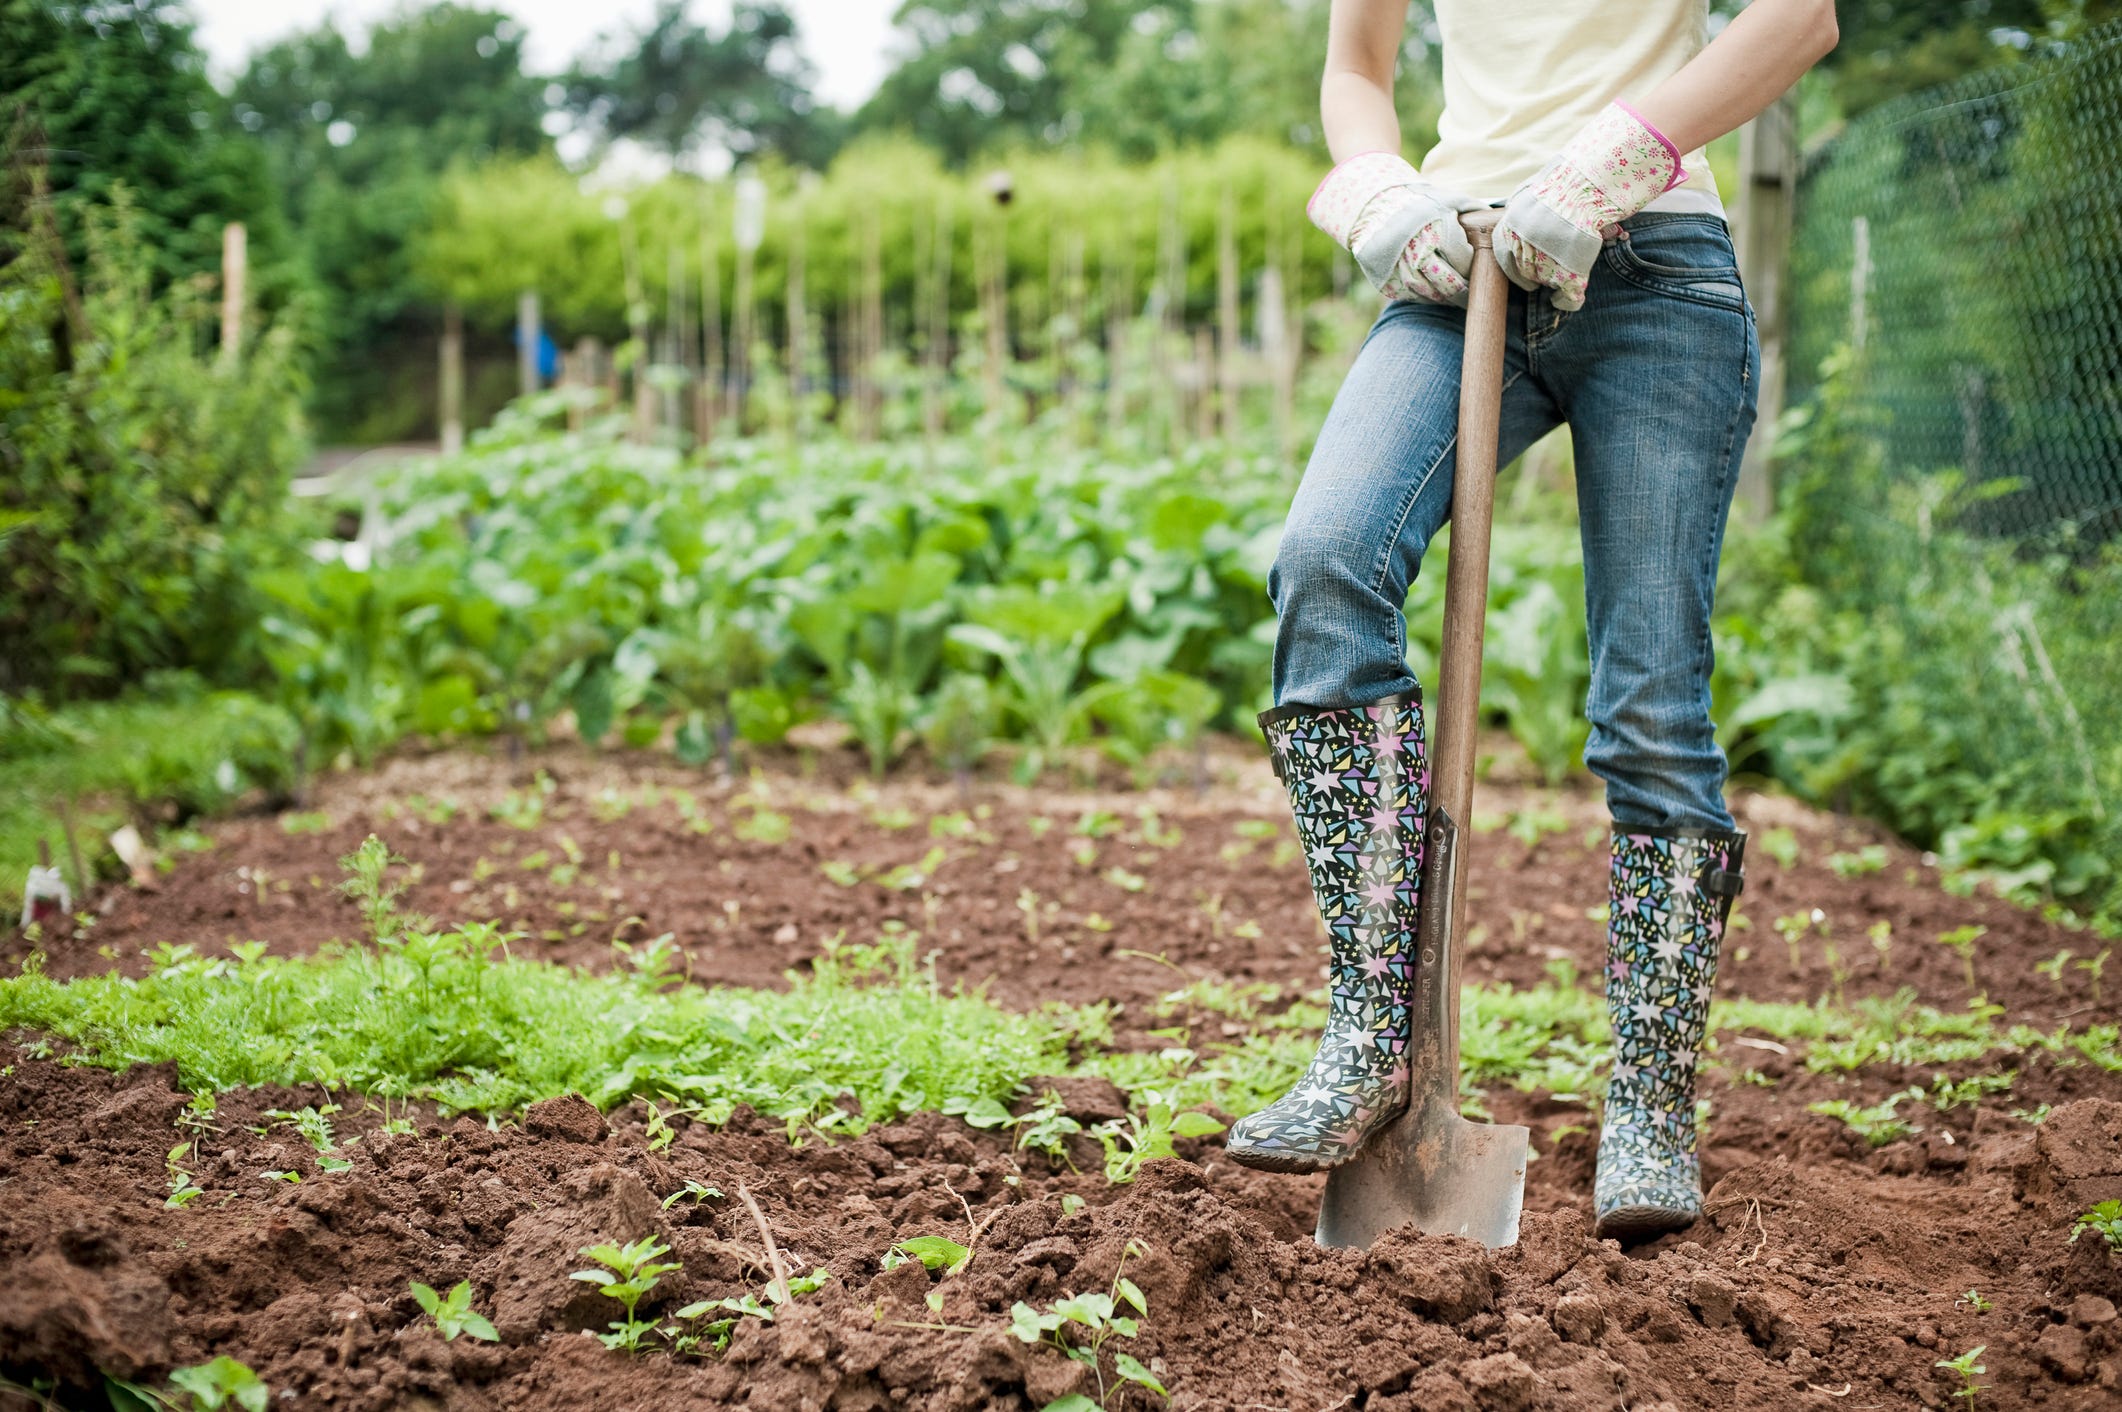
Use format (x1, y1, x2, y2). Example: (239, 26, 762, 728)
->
(4, 741, 2119, 1410)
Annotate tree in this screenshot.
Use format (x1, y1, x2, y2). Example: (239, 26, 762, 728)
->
(229, 3, 552, 439)
(562, 1, 842, 168)
(0, 0, 286, 291)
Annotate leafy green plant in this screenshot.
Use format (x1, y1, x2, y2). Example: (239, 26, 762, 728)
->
(572, 1237, 683, 1353)
(1808, 1088, 1923, 1146)
(2077, 948, 2111, 1006)
(410, 1280, 500, 1342)
(1092, 1092, 1223, 1183)
(2070, 1200, 2122, 1251)
(883, 1236, 973, 1275)
(167, 1357, 270, 1412)
(1829, 845, 1889, 877)
(662, 1179, 725, 1210)
(1957, 1289, 1992, 1313)
(1010, 1240, 1167, 1410)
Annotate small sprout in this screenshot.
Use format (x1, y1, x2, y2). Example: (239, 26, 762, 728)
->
(1070, 839, 1099, 868)
(1083, 912, 1114, 933)
(261, 1169, 301, 1183)
(1828, 844, 1889, 877)
(572, 1236, 682, 1354)
(733, 808, 791, 845)
(1934, 1345, 1984, 1409)
(1060, 1194, 1087, 1218)
(169, 1357, 269, 1411)
(2076, 948, 2112, 1006)
(1018, 889, 1042, 945)
(1073, 809, 1121, 840)
(2011, 1104, 2052, 1125)
(1936, 925, 1987, 992)
(2035, 948, 2074, 987)
(1808, 1088, 1922, 1147)
(2070, 1199, 2122, 1250)
(1103, 866, 1147, 893)
(1957, 1289, 1992, 1313)
(165, 1141, 204, 1209)
(643, 1101, 705, 1153)
(820, 860, 863, 887)
(884, 1236, 972, 1275)
(1772, 909, 1826, 976)
(1009, 1240, 1166, 1409)
(942, 1095, 1015, 1131)
(1759, 827, 1800, 869)
(280, 810, 331, 836)
(661, 1179, 725, 1211)
(1868, 919, 1894, 969)
(410, 1280, 499, 1342)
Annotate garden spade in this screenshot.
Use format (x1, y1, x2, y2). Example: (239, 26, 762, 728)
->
(1315, 208, 1529, 1251)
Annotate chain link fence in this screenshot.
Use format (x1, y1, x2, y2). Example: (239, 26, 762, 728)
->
(1769, 21, 2122, 922)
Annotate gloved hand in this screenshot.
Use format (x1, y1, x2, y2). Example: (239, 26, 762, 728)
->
(1494, 101, 1684, 312)
(1308, 152, 1482, 307)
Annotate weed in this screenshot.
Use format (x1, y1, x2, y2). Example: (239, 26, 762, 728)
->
(1936, 925, 1987, 991)
(1013, 1090, 1086, 1165)
(168, 1357, 269, 1411)
(2035, 949, 2074, 987)
(1829, 845, 1889, 877)
(337, 836, 421, 948)
(573, 1236, 683, 1353)
(1929, 1071, 2014, 1111)
(410, 1280, 500, 1342)
(1957, 1289, 1992, 1313)
(2070, 1200, 2122, 1250)
(1934, 1345, 1985, 1409)
(1010, 1239, 1167, 1410)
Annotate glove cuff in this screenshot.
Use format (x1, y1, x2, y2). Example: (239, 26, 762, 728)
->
(1307, 151, 1423, 248)
(1540, 101, 1685, 230)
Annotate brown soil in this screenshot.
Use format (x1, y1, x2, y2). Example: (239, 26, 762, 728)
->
(5, 739, 2121, 1410)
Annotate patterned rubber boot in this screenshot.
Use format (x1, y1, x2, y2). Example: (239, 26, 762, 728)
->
(1223, 698, 1428, 1173)
(1595, 825, 1747, 1241)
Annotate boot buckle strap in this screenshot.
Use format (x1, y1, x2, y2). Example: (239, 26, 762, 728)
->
(1702, 866, 1745, 899)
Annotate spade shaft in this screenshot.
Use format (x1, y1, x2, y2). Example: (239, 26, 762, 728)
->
(1315, 208, 1529, 1251)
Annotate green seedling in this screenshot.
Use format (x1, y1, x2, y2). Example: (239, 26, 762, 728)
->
(642, 1101, 707, 1153)
(1010, 1240, 1167, 1410)
(2035, 948, 2074, 988)
(1092, 1092, 1223, 1183)
(1773, 909, 1827, 976)
(1809, 1087, 1923, 1146)
(1134, 808, 1182, 849)
(1930, 1071, 2014, 1111)
(1759, 827, 1801, 869)
(165, 1141, 204, 1209)
(1014, 1090, 1086, 1165)
(1936, 926, 1987, 992)
(572, 1236, 683, 1353)
(1934, 1345, 1984, 1409)
(883, 1236, 972, 1275)
(1060, 1194, 1087, 1218)
(1869, 919, 1894, 971)
(1018, 889, 1043, 946)
(1957, 1289, 1992, 1313)
(1103, 866, 1146, 894)
(666, 1267, 833, 1356)
(410, 1280, 499, 1342)
(821, 860, 862, 887)
(2076, 948, 2111, 1006)
(1829, 845, 1889, 877)
(662, 1179, 725, 1211)
(168, 1357, 269, 1412)
(878, 848, 946, 891)
(337, 835, 420, 948)
(1070, 839, 1099, 868)
(280, 810, 331, 836)
(1505, 803, 1570, 849)
(2010, 1104, 2052, 1125)
(1073, 810, 1121, 840)
(2070, 1199, 2122, 1250)
(733, 807, 791, 844)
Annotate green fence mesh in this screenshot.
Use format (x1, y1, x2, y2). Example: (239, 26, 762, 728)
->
(1774, 21, 2121, 923)
(1790, 22, 2122, 540)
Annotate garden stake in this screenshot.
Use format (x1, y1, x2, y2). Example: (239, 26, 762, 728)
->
(1316, 209, 1529, 1251)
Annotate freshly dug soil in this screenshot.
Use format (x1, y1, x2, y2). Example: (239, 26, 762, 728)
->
(5, 740, 2120, 1409)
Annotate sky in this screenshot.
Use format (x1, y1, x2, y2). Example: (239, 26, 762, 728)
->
(189, 0, 901, 109)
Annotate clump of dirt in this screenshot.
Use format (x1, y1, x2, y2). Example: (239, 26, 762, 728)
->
(4, 1053, 2121, 1410)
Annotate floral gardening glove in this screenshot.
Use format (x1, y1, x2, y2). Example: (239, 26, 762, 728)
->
(1494, 101, 1684, 312)
(1308, 152, 1483, 306)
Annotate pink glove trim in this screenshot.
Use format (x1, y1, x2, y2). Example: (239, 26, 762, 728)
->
(1305, 150, 1408, 223)
(1612, 100, 1687, 194)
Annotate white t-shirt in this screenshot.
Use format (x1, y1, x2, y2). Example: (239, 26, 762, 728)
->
(1418, 0, 1723, 215)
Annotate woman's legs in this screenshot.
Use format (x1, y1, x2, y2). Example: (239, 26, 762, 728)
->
(1542, 213, 1760, 1235)
(1227, 298, 1557, 1172)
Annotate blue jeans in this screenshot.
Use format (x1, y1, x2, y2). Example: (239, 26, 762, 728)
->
(1270, 214, 1759, 830)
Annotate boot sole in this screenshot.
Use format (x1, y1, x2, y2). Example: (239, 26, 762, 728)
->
(1221, 1143, 1354, 1175)
(1594, 1203, 1697, 1243)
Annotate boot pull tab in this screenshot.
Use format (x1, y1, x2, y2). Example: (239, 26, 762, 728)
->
(1701, 864, 1745, 899)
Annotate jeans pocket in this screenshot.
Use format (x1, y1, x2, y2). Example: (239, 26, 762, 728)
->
(1604, 225, 1749, 312)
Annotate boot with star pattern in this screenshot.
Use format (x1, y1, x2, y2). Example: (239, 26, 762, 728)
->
(1224, 698, 1428, 1173)
(1595, 824, 1748, 1240)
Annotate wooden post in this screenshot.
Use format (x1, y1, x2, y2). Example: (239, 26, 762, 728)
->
(219, 222, 246, 368)
(1732, 91, 1796, 520)
(699, 206, 723, 445)
(517, 290, 541, 400)
(926, 200, 952, 441)
(439, 304, 464, 454)
(1217, 187, 1240, 446)
(730, 179, 763, 429)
